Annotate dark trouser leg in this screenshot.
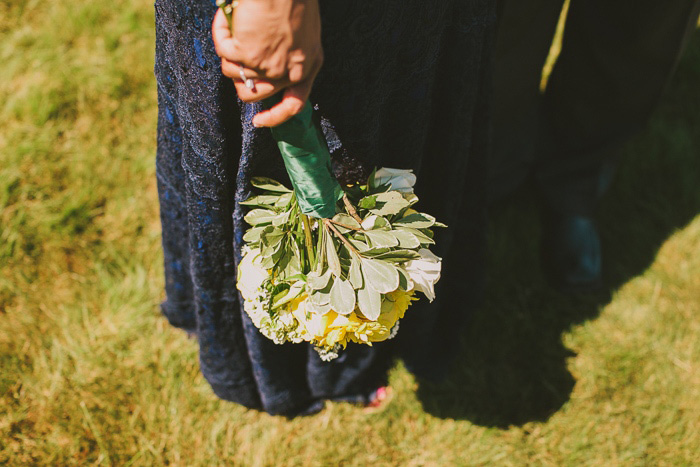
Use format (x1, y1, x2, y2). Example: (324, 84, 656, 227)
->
(490, 0, 564, 201)
(538, 0, 700, 216)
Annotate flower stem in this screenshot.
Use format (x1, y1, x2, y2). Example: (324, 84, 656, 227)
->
(324, 218, 361, 256)
(342, 194, 363, 224)
(329, 219, 364, 232)
(222, 4, 234, 31)
(316, 223, 326, 274)
(301, 214, 315, 270)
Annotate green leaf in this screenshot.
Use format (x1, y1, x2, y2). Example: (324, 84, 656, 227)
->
(284, 273, 307, 283)
(396, 227, 435, 245)
(369, 191, 411, 216)
(286, 241, 302, 276)
(402, 192, 419, 206)
(244, 209, 277, 226)
(271, 281, 305, 309)
(364, 230, 399, 249)
(308, 281, 333, 314)
(243, 226, 265, 243)
(367, 167, 378, 191)
(240, 194, 283, 208)
(397, 267, 411, 291)
(260, 226, 284, 248)
(357, 285, 381, 320)
(275, 246, 293, 273)
(259, 246, 273, 260)
(393, 213, 436, 229)
(309, 278, 333, 307)
(330, 278, 356, 315)
(338, 242, 356, 262)
(343, 184, 367, 201)
(331, 213, 362, 233)
(260, 232, 287, 260)
(369, 249, 421, 263)
(360, 257, 399, 294)
(307, 269, 332, 291)
(270, 283, 290, 307)
(271, 210, 291, 227)
(358, 195, 377, 210)
(250, 177, 292, 193)
(375, 191, 408, 204)
(325, 229, 342, 278)
(338, 249, 352, 267)
(272, 240, 286, 259)
(349, 256, 363, 289)
(359, 247, 392, 256)
(274, 192, 294, 207)
(307, 299, 332, 315)
(348, 237, 370, 252)
(361, 215, 390, 231)
(392, 230, 421, 249)
(259, 253, 275, 269)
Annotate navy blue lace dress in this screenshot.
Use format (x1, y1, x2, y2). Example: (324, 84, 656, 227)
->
(155, 0, 496, 415)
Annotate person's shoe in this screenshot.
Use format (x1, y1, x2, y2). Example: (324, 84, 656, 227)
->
(363, 386, 393, 413)
(541, 212, 603, 294)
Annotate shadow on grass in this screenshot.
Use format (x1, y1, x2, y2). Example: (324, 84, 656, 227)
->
(415, 31, 700, 428)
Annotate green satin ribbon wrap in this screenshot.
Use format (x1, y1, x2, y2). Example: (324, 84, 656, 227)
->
(264, 97, 343, 219)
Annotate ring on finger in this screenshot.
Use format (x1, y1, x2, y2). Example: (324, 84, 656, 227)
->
(238, 67, 255, 90)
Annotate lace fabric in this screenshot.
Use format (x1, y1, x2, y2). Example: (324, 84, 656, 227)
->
(155, 0, 496, 415)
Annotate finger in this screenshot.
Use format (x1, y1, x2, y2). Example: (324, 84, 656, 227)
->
(233, 80, 282, 103)
(288, 62, 305, 84)
(221, 59, 266, 81)
(212, 9, 239, 61)
(251, 79, 313, 127)
(287, 48, 322, 84)
(251, 56, 321, 127)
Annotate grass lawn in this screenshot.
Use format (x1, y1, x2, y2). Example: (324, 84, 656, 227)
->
(1, 0, 699, 464)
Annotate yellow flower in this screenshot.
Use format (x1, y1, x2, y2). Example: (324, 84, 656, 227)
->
(322, 327, 348, 348)
(284, 289, 416, 350)
(343, 313, 388, 345)
(377, 289, 416, 331)
(288, 294, 312, 339)
(289, 300, 347, 348)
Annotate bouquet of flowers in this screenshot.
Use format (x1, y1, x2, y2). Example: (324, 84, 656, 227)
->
(219, 0, 445, 360)
(237, 167, 445, 361)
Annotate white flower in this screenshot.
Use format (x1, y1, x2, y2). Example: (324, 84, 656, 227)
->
(374, 167, 417, 193)
(315, 344, 342, 362)
(404, 248, 442, 302)
(236, 247, 268, 300)
(241, 288, 269, 329)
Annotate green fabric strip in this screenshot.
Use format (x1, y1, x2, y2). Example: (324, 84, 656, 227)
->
(266, 98, 343, 219)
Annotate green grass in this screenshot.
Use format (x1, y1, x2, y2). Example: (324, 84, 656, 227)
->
(2, 0, 700, 464)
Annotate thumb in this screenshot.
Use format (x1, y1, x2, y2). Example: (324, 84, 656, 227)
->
(251, 77, 314, 128)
